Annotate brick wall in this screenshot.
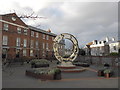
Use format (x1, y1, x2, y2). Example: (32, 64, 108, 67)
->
(1, 13, 56, 61)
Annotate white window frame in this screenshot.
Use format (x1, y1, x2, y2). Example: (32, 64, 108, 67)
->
(36, 41, 39, 48)
(46, 35, 49, 40)
(43, 34, 45, 39)
(30, 50, 34, 56)
(16, 38, 21, 47)
(24, 29, 27, 35)
(17, 27, 22, 34)
(43, 43, 45, 49)
(42, 50, 45, 56)
(23, 39, 27, 47)
(23, 49, 27, 56)
(3, 23, 8, 31)
(46, 43, 49, 50)
(30, 40, 34, 48)
(36, 32, 39, 38)
(31, 31, 34, 37)
(2, 36, 8, 45)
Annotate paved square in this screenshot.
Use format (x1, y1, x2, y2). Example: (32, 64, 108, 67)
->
(2, 62, 119, 88)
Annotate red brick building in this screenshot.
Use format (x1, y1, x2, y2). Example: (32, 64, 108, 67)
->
(0, 13, 56, 61)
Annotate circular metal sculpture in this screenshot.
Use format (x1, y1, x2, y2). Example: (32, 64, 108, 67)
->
(53, 33, 79, 66)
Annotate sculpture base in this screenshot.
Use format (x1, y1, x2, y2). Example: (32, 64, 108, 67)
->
(57, 61, 76, 69)
(62, 68, 86, 73)
(57, 61, 86, 72)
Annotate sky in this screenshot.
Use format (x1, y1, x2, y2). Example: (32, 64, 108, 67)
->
(0, 0, 119, 47)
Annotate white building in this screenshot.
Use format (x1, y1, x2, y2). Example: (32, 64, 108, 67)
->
(90, 39, 109, 56)
(109, 42, 120, 53)
(84, 37, 119, 56)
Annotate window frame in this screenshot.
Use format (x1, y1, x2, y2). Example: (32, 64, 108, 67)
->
(16, 38, 21, 47)
(17, 27, 22, 34)
(23, 39, 27, 47)
(31, 31, 34, 37)
(42, 34, 45, 39)
(24, 29, 27, 35)
(36, 32, 39, 38)
(2, 35, 8, 45)
(3, 23, 9, 31)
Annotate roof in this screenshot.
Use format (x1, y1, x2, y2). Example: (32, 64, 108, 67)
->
(28, 25, 57, 37)
(0, 13, 57, 37)
(87, 42, 93, 45)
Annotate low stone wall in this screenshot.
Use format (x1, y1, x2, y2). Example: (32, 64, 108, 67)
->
(75, 56, 120, 67)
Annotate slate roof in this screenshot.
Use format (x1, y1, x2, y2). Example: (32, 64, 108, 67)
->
(28, 25, 57, 37)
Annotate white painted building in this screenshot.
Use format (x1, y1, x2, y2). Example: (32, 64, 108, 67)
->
(84, 37, 119, 56)
(109, 42, 120, 53)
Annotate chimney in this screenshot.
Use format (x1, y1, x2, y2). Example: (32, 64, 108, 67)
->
(93, 40, 97, 45)
(112, 37, 115, 41)
(106, 37, 109, 42)
(47, 29, 51, 33)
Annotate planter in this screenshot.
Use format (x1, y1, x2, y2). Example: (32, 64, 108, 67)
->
(25, 70, 61, 80)
(103, 69, 113, 78)
(26, 70, 54, 80)
(105, 73, 110, 78)
(31, 64, 49, 68)
(54, 72, 61, 80)
(98, 70, 104, 76)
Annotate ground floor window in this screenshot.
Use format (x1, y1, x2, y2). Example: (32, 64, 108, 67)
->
(16, 49, 20, 58)
(2, 48, 7, 59)
(42, 50, 45, 57)
(30, 50, 34, 56)
(23, 49, 27, 56)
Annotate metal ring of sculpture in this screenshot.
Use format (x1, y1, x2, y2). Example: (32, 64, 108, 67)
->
(53, 33, 79, 62)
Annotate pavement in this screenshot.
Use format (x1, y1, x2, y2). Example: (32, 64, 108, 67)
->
(2, 62, 119, 88)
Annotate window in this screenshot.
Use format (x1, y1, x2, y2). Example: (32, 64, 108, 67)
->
(23, 39, 27, 47)
(42, 51, 45, 56)
(2, 36, 8, 45)
(36, 41, 39, 48)
(113, 46, 116, 50)
(3, 23, 8, 31)
(43, 34, 45, 39)
(30, 40, 34, 48)
(17, 27, 21, 34)
(46, 35, 49, 40)
(16, 38, 21, 46)
(46, 43, 48, 50)
(43, 43, 45, 49)
(31, 31, 34, 37)
(30, 50, 34, 56)
(99, 41, 101, 44)
(36, 32, 39, 38)
(24, 29, 27, 35)
(23, 49, 27, 56)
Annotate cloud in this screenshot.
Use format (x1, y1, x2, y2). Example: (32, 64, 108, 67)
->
(0, 1, 118, 47)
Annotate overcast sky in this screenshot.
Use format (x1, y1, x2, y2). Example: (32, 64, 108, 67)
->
(0, 0, 118, 47)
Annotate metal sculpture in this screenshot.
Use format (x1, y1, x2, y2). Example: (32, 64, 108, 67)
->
(53, 33, 79, 66)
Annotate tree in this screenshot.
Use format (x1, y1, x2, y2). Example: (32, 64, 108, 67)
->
(78, 48, 86, 56)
